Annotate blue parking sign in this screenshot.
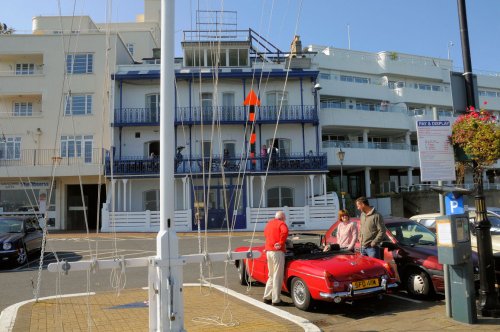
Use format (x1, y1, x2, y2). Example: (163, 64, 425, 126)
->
(445, 193, 465, 215)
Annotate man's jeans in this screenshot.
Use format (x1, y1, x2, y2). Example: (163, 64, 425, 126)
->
(361, 246, 381, 259)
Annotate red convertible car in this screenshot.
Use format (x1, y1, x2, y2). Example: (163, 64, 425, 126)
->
(234, 233, 398, 311)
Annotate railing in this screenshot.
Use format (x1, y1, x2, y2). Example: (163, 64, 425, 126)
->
(0, 110, 44, 118)
(106, 153, 328, 176)
(322, 140, 411, 151)
(399, 183, 500, 192)
(320, 101, 408, 114)
(0, 148, 104, 166)
(0, 68, 44, 76)
(113, 105, 318, 126)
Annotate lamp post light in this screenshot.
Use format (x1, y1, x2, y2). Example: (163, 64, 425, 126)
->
(337, 148, 346, 210)
(447, 41, 454, 60)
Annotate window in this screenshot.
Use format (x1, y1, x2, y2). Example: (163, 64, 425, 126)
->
(201, 92, 213, 120)
(13, 102, 33, 116)
(0, 137, 21, 160)
(65, 94, 92, 115)
(319, 73, 331, 80)
(340, 75, 369, 84)
(184, 49, 203, 67)
(267, 187, 294, 207)
(126, 43, 135, 56)
(320, 99, 345, 109)
(60, 135, 93, 162)
(143, 190, 159, 211)
(201, 141, 212, 158)
(66, 53, 93, 74)
(322, 135, 346, 142)
(229, 49, 248, 66)
(15, 64, 34, 75)
(266, 138, 291, 157)
(266, 91, 288, 107)
(146, 93, 160, 122)
(222, 92, 235, 119)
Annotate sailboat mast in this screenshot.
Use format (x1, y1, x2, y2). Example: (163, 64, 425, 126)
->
(157, 0, 184, 330)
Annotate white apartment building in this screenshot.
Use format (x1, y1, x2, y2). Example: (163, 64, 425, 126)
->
(101, 21, 339, 232)
(308, 46, 500, 199)
(0, 6, 160, 231)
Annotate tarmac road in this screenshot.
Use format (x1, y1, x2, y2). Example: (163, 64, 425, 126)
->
(0, 232, 466, 329)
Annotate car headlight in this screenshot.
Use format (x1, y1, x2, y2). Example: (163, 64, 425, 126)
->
(3, 242, 12, 250)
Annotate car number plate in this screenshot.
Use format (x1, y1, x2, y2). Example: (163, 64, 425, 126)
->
(352, 278, 379, 290)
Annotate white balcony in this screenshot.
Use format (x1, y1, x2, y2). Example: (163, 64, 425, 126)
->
(322, 141, 420, 168)
(320, 106, 411, 130)
(319, 78, 391, 101)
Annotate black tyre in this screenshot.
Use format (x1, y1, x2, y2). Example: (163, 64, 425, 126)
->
(291, 277, 312, 311)
(16, 245, 28, 266)
(237, 260, 249, 285)
(405, 269, 434, 298)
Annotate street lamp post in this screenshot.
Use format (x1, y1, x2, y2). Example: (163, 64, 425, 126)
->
(447, 41, 454, 60)
(337, 148, 346, 210)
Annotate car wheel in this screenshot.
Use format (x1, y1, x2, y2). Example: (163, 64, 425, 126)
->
(237, 260, 249, 286)
(16, 245, 28, 266)
(291, 277, 312, 311)
(405, 269, 434, 298)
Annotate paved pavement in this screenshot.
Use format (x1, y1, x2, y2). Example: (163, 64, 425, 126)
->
(2, 284, 500, 331)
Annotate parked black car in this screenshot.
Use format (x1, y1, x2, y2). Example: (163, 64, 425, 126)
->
(0, 216, 44, 266)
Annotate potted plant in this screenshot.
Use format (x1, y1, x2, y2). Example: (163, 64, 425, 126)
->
(449, 102, 500, 183)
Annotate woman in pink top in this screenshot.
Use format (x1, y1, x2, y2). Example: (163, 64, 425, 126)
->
(336, 210, 358, 251)
(324, 210, 358, 252)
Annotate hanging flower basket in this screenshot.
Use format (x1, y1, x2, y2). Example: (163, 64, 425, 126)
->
(449, 104, 500, 168)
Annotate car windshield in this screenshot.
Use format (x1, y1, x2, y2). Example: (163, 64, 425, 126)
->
(388, 222, 436, 246)
(287, 233, 353, 258)
(489, 216, 500, 228)
(0, 219, 24, 233)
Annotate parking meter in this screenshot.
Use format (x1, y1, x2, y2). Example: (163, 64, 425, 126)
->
(436, 214, 477, 324)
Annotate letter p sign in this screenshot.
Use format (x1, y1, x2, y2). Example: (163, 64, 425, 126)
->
(445, 193, 465, 215)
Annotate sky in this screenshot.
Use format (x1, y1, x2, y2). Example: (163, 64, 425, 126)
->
(2, 0, 500, 73)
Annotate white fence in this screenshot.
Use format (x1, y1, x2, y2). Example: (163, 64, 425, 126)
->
(100, 192, 339, 232)
(247, 205, 337, 232)
(101, 206, 191, 232)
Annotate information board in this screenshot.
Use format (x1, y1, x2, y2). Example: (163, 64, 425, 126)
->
(416, 121, 456, 182)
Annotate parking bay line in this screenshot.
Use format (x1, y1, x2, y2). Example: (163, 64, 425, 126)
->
(387, 293, 423, 304)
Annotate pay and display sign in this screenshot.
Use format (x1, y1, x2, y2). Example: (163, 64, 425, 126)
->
(416, 121, 456, 182)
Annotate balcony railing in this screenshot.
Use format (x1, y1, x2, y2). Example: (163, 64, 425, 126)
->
(0, 148, 104, 166)
(322, 140, 412, 151)
(112, 105, 318, 126)
(105, 153, 328, 176)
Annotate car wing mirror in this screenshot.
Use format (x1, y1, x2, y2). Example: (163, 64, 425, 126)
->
(26, 227, 36, 233)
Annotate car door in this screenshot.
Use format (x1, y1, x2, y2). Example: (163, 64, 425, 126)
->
(24, 218, 42, 253)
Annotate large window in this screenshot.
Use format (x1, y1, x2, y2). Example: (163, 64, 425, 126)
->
(66, 53, 93, 74)
(15, 64, 34, 75)
(13, 102, 33, 116)
(184, 48, 248, 67)
(0, 137, 21, 160)
(143, 190, 159, 211)
(340, 75, 370, 84)
(146, 93, 160, 122)
(201, 92, 213, 120)
(65, 94, 92, 115)
(266, 91, 288, 107)
(60, 135, 93, 162)
(267, 187, 294, 207)
(266, 138, 291, 157)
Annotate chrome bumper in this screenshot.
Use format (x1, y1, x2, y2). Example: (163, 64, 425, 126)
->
(320, 280, 399, 300)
